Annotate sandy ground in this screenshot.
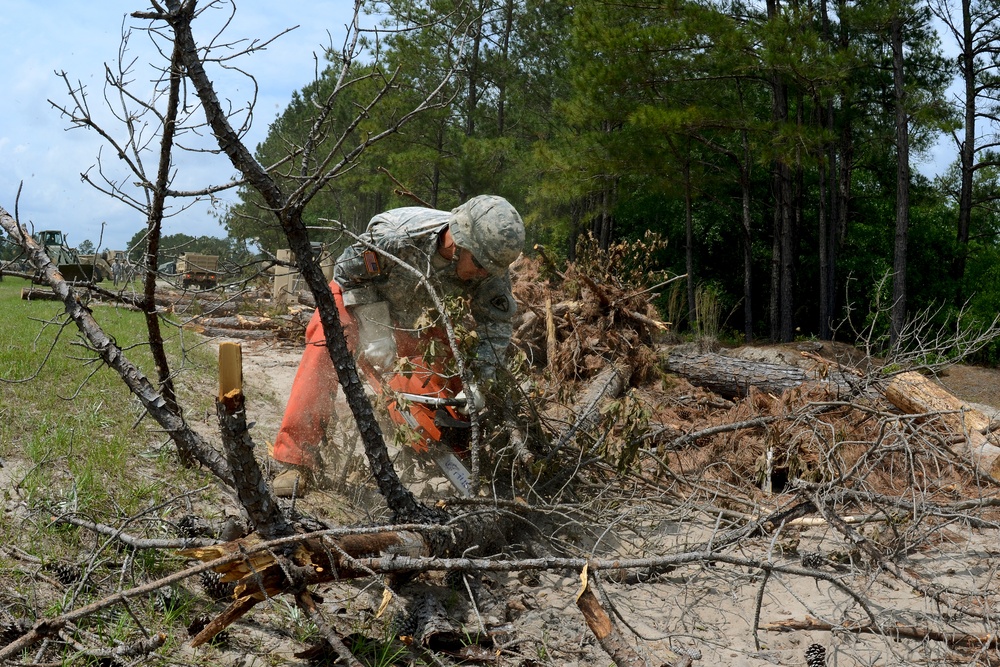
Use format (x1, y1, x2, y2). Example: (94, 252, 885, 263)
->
(188, 339, 1000, 667)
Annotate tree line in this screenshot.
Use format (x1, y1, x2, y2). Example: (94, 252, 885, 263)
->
(219, 0, 1000, 355)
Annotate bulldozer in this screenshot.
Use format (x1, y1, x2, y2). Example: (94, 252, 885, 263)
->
(32, 230, 111, 283)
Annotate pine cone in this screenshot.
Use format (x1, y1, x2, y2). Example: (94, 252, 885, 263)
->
(0, 620, 28, 645)
(389, 603, 421, 639)
(199, 570, 236, 601)
(154, 586, 182, 613)
(800, 552, 826, 569)
(805, 643, 826, 667)
(45, 562, 82, 585)
(176, 514, 213, 539)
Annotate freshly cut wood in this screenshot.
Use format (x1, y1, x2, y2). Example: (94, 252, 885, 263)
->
(186, 326, 279, 340)
(196, 315, 283, 330)
(576, 567, 656, 667)
(884, 371, 1000, 477)
(665, 350, 853, 399)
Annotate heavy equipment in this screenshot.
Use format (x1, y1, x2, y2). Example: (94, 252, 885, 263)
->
(32, 230, 109, 283)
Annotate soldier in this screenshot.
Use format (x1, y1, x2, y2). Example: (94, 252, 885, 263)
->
(271, 195, 526, 496)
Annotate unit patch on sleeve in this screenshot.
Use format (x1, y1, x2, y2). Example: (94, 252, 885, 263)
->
(363, 250, 381, 275)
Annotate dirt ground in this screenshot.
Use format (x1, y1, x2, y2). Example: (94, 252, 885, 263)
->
(935, 362, 1000, 411)
(8, 328, 998, 665)
(215, 338, 1000, 667)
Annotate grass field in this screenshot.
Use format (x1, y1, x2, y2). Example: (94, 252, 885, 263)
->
(0, 275, 330, 664)
(0, 275, 219, 554)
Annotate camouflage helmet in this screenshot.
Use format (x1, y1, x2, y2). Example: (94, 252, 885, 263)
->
(449, 195, 525, 275)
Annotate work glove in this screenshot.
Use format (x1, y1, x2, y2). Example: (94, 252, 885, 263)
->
(456, 381, 486, 415)
(352, 301, 397, 372)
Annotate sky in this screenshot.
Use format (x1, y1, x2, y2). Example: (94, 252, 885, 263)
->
(0, 3, 962, 255)
(1, 1, 369, 252)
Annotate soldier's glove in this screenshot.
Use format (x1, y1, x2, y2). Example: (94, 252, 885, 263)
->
(456, 381, 486, 415)
(352, 301, 396, 372)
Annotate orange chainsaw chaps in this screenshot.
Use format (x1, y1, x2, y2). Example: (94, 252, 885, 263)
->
(382, 359, 467, 454)
(272, 281, 357, 467)
(276, 278, 470, 464)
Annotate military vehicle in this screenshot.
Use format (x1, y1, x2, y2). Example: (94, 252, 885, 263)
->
(78, 253, 113, 281)
(175, 252, 219, 288)
(32, 230, 110, 283)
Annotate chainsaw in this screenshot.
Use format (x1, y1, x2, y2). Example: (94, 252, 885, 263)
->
(357, 355, 476, 496)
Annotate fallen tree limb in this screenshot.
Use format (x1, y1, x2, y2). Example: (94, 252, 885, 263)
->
(195, 315, 284, 330)
(295, 589, 365, 666)
(6, 509, 885, 660)
(549, 362, 634, 455)
(883, 371, 1000, 478)
(187, 325, 282, 340)
(664, 350, 854, 399)
(763, 615, 1000, 650)
(52, 515, 218, 549)
(576, 565, 666, 667)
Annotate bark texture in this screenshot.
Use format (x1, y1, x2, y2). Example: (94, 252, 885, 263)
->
(883, 371, 1000, 478)
(664, 350, 854, 398)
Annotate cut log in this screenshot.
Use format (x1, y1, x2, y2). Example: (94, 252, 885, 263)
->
(185, 325, 281, 340)
(552, 362, 633, 451)
(196, 315, 283, 330)
(21, 287, 61, 301)
(664, 350, 853, 399)
(884, 371, 1000, 478)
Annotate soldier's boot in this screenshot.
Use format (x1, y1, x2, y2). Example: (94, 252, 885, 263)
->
(272, 466, 310, 498)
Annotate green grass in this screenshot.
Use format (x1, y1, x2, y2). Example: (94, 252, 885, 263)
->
(0, 275, 217, 519)
(0, 276, 236, 664)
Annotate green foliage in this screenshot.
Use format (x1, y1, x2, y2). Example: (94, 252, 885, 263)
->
(124, 230, 237, 264)
(207, 0, 982, 346)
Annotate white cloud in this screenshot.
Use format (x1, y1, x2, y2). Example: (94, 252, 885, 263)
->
(1, 1, 362, 251)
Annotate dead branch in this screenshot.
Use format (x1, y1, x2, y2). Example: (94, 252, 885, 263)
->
(0, 205, 234, 485)
(664, 349, 854, 399)
(764, 615, 1000, 650)
(295, 589, 366, 666)
(51, 515, 218, 549)
(216, 342, 293, 539)
(193, 315, 285, 330)
(550, 362, 634, 454)
(576, 565, 692, 667)
(376, 165, 433, 208)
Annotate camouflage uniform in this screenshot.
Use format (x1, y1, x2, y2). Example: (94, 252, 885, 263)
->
(336, 206, 517, 378)
(271, 197, 524, 470)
